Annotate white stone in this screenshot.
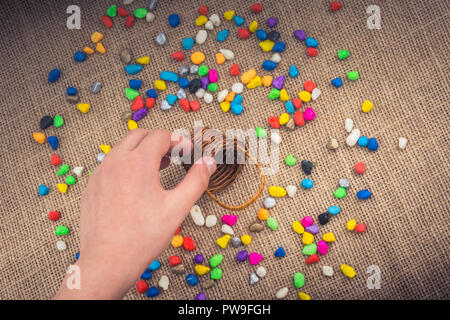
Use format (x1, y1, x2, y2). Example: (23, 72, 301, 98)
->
(270, 132, 281, 145)
(399, 137, 408, 149)
(73, 166, 84, 177)
(270, 53, 281, 63)
(256, 266, 266, 278)
(311, 87, 321, 100)
(97, 152, 106, 163)
(203, 92, 213, 104)
(221, 224, 234, 235)
(158, 275, 169, 290)
(264, 197, 276, 209)
(217, 89, 228, 103)
(286, 185, 297, 197)
(123, 0, 133, 5)
(146, 12, 155, 22)
(205, 215, 217, 227)
(56, 240, 67, 251)
(196, 30, 208, 44)
(231, 82, 243, 94)
(190, 205, 204, 226)
(195, 88, 205, 98)
(209, 14, 220, 26)
(276, 287, 289, 299)
(346, 128, 361, 147)
(249, 272, 259, 285)
(345, 118, 354, 133)
(322, 265, 334, 277)
(219, 49, 234, 60)
(204, 20, 214, 30)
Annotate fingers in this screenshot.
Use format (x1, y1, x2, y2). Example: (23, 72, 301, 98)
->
(114, 128, 149, 152)
(168, 157, 216, 214)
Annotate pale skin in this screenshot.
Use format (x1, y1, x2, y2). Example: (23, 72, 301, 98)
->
(55, 129, 216, 299)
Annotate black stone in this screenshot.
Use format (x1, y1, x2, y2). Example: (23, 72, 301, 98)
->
(40, 115, 53, 129)
(268, 31, 280, 42)
(188, 78, 202, 94)
(301, 160, 313, 175)
(318, 213, 330, 225)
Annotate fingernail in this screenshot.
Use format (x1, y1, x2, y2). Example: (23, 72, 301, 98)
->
(203, 157, 216, 175)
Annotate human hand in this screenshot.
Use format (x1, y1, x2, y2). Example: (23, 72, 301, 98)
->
(55, 129, 216, 299)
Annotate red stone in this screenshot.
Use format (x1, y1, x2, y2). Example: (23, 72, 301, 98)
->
(268, 116, 280, 129)
(330, 1, 343, 11)
(354, 161, 366, 174)
(169, 255, 182, 266)
(307, 47, 318, 57)
(306, 254, 319, 264)
(198, 5, 208, 16)
(304, 81, 316, 92)
(51, 154, 62, 166)
(131, 96, 144, 111)
(48, 211, 60, 221)
(183, 236, 196, 251)
(229, 64, 240, 76)
(174, 226, 180, 235)
(172, 51, 185, 61)
(180, 99, 190, 112)
(294, 110, 305, 126)
(237, 28, 251, 39)
(145, 98, 155, 109)
(189, 100, 200, 112)
(125, 15, 135, 28)
(136, 280, 148, 294)
(117, 7, 129, 17)
(292, 98, 302, 109)
(101, 16, 113, 28)
(251, 3, 262, 13)
(355, 223, 366, 233)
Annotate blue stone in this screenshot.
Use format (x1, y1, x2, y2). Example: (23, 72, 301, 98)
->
(149, 260, 161, 271)
(185, 273, 199, 286)
(75, 252, 80, 260)
(125, 65, 143, 75)
(262, 60, 277, 71)
(217, 29, 229, 42)
(289, 65, 299, 78)
(129, 79, 142, 90)
(38, 185, 49, 196)
(48, 69, 61, 83)
(178, 78, 189, 88)
(66, 87, 77, 96)
(357, 189, 372, 200)
(231, 104, 243, 115)
(166, 94, 177, 105)
(305, 37, 318, 48)
(146, 89, 158, 99)
(141, 269, 152, 280)
(328, 206, 341, 215)
(367, 138, 379, 151)
(285, 100, 294, 113)
(146, 286, 160, 298)
(168, 14, 180, 27)
(160, 71, 178, 82)
(274, 246, 286, 258)
(256, 29, 267, 41)
(231, 94, 243, 105)
(73, 51, 87, 62)
(301, 179, 314, 189)
(331, 77, 343, 88)
(47, 136, 59, 150)
(233, 15, 244, 26)
(272, 41, 286, 53)
(182, 37, 194, 50)
(358, 136, 368, 147)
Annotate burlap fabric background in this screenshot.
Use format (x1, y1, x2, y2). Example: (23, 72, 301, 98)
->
(0, 0, 449, 300)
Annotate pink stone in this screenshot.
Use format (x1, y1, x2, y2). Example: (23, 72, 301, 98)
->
(249, 252, 263, 265)
(208, 69, 219, 83)
(222, 215, 237, 226)
(303, 107, 316, 121)
(317, 240, 329, 255)
(301, 216, 314, 228)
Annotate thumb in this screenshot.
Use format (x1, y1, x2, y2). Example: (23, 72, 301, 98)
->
(170, 157, 216, 212)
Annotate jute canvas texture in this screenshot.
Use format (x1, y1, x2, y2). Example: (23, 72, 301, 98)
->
(0, 0, 449, 300)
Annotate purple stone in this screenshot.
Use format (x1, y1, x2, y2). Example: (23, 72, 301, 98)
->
(200, 77, 209, 89)
(236, 250, 248, 262)
(293, 29, 306, 41)
(194, 254, 204, 264)
(195, 292, 206, 300)
(267, 17, 278, 28)
(305, 224, 319, 235)
(132, 108, 147, 121)
(272, 75, 285, 90)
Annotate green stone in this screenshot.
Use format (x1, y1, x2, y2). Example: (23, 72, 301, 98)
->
(293, 272, 305, 288)
(268, 88, 280, 100)
(134, 8, 148, 19)
(198, 65, 209, 77)
(334, 187, 347, 199)
(210, 267, 223, 280)
(255, 126, 267, 138)
(106, 4, 117, 17)
(266, 217, 278, 231)
(207, 82, 218, 92)
(125, 88, 139, 101)
(57, 164, 69, 176)
(53, 115, 64, 128)
(285, 154, 297, 166)
(209, 254, 223, 268)
(66, 175, 76, 185)
(55, 225, 69, 236)
(347, 70, 359, 81)
(302, 243, 317, 256)
(337, 49, 349, 60)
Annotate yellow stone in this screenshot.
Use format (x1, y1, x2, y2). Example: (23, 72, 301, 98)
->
(195, 264, 211, 276)
(191, 51, 206, 64)
(269, 186, 287, 197)
(298, 91, 311, 102)
(302, 232, 314, 245)
(127, 120, 138, 131)
(322, 232, 336, 242)
(137, 56, 150, 64)
(154, 80, 167, 91)
(100, 144, 111, 154)
(216, 52, 226, 64)
(361, 100, 373, 113)
(57, 183, 68, 194)
(195, 15, 208, 26)
(298, 292, 311, 300)
(346, 219, 357, 231)
(247, 76, 262, 89)
(279, 113, 289, 125)
(280, 89, 290, 101)
(83, 46, 94, 55)
(241, 69, 256, 84)
(241, 234, 252, 245)
(340, 264, 356, 278)
(249, 20, 258, 32)
(292, 221, 304, 234)
(90, 32, 103, 43)
(261, 75, 273, 87)
(33, 132, 46, 144)
(95, 42, 106, 54)
(220, 101, 230, 112)
(77, 103, 90, 114)
(223, 10, 235, 21)
(259, 40, 275, 52)
(171, 235, 183, 248)
(225, 91, 236, 102)
(216, 234, 231, 248)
